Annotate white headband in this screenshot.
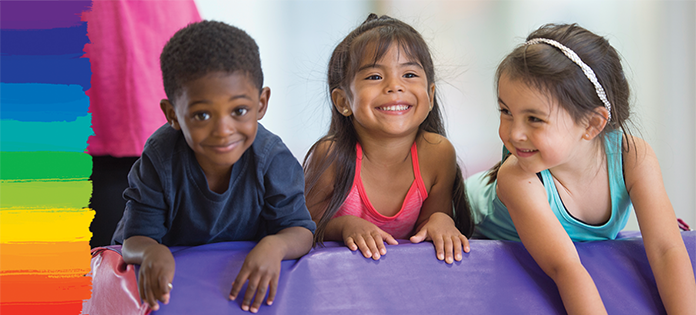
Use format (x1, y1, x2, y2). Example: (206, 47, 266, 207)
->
(525, 38, 612, 121)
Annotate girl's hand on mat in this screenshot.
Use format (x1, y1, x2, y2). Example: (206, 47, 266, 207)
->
(139, 244, 175, 311)
(229, 237, 283, 313)
(411, 212, 470, 264)
(339, 215, 398, 260)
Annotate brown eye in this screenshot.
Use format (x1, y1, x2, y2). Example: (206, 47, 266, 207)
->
(193, 112, 210, 121)
(233, 108, 248, 116)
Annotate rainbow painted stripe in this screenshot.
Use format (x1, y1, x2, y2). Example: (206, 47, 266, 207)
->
(1, 1, 94, 314)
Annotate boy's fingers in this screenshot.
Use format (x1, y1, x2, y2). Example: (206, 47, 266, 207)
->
(250, 280, 267, 313)
(158, 276, 171, 304)
(266, 276, 278, 306)
(242, 274, 261, 312)
(229, 270, 250, 300)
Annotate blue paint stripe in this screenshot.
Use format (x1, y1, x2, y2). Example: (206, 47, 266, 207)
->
(0, 54, 91, 90)
(1, 83, 89, 122)
(0, 116, 93, 152)
(1, 23, 88, 56)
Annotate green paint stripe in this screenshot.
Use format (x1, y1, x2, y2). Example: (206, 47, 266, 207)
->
(0, 180, 92, 209)
(0, 152, 91, 180)
(0, 116, 92, 152)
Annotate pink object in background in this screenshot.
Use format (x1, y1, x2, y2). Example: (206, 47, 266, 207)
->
(82, 0, 201, 157)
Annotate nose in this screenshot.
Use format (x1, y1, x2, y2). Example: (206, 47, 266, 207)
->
(384, 76, 404, 94)
(212, 116, 235, 137)
(501, 119, 526, 143)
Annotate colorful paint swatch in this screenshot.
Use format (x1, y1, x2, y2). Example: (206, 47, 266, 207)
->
(0, 1, 95, 314)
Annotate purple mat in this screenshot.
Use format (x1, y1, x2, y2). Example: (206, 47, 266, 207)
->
(87, 231, 695, 314)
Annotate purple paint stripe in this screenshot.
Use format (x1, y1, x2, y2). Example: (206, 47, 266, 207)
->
(0, 1, 92, 30)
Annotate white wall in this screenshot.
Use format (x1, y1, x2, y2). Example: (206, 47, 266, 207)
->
(195, 0, 695, 230)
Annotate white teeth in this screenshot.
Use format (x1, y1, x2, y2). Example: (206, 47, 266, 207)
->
(520, 149, 536, 153)
(380, 105, 409, 111)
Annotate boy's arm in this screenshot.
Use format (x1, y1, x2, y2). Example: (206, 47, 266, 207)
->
(624, 137, 696, 314)
(122, 236, 175, 311)
(497, 158, 607, 315)
(228, 226, 313, 313)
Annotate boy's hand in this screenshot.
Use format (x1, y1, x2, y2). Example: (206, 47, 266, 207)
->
(229, 237, 283, 313)
(339, 215, 398, 260)
(410, 212, 470, 264)
(138, 244, 176, 311)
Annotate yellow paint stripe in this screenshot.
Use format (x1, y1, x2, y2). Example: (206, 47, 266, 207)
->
(0, 209, 94, 243)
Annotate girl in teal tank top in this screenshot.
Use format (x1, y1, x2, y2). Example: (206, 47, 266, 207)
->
(466, 23, 695, 314)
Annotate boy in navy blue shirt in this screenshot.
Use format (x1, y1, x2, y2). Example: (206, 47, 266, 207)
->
(112, 21, 315, 313)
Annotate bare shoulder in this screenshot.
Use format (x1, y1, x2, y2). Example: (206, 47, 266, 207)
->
(496, 155, 542, 202)
(417, 132, 456, 165)
(622, 134, 660, 193)
(416, 132, 457, 189)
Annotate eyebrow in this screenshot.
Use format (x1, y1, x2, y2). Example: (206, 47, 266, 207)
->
(357, 61, 424, 72)
(188, 94, 252, 107)
(497, 97, 548, 116)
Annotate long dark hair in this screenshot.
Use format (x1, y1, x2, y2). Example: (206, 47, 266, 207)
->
(304, 14, 474, 245)
(487, 23, 632, 184)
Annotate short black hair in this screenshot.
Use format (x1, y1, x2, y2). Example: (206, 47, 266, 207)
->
(160, 20, 263, 101)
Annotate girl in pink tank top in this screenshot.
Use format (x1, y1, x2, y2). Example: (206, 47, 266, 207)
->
(303, 14, 474, 264)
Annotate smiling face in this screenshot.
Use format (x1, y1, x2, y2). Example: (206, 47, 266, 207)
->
(161, 71, 269, 178)
(334, 43, 435, 140)
(497, 73, 589, 174)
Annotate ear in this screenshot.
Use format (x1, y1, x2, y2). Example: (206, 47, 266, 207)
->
(160, 99, 181, 130)
(582, 107, 609, 140)
(428, 83, 435, 111)
(256, 87, 271, 120)
(332, 88, 352, 116)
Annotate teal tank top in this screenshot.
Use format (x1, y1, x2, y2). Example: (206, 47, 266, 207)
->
(465, 131, 633, 242)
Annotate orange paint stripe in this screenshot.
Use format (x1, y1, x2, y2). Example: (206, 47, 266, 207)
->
(0, 300, 83, 315)
(0, 242, 91, 274)
(0, 274, 91, 303)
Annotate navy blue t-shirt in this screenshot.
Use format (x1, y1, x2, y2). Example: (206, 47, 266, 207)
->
(112, 123, 316, 246)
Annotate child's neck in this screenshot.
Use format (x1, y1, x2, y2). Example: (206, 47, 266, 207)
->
(550, 139, 605, 185)
(357, 132, 417, 166)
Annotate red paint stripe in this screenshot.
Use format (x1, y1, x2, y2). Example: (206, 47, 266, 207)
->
(0, 274, 91, 303)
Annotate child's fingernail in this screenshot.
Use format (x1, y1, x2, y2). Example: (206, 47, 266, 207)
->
(229, 295, 236, 301)
(365, 251, 371, 257)
(251, 307, 258, 313)
(438, 253, 444, 260)
(381, 248, 386, 255)
(267, 300, 273, 306)
(456, 254, 462, 260)
(241, 304, 249, 311)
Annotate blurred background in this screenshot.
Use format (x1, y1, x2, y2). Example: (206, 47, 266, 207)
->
(193, 0, 694, 231)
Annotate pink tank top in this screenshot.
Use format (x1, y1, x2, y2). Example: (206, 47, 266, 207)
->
(333, 142, 428, 239)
